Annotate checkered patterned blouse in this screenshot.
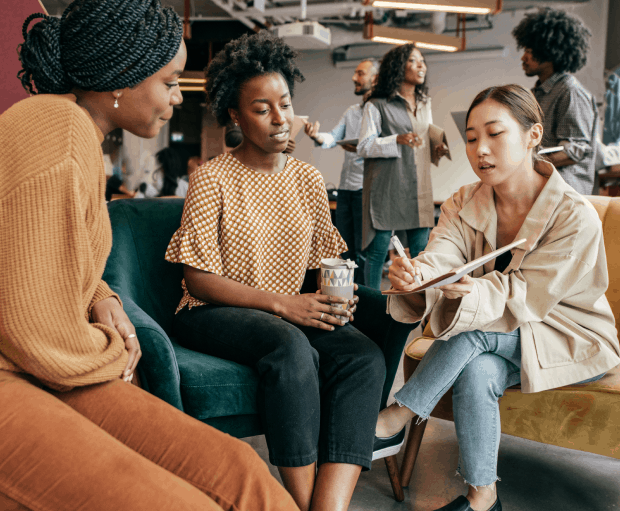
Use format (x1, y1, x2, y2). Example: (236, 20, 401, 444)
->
(165, 152, 347, 312)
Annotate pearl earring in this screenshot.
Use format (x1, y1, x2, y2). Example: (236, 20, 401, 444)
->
(114, 97, 119, 109)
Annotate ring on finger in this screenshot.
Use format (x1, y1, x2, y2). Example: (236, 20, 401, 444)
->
(127, 334, 137, 339)
(320, 312, 325, 321)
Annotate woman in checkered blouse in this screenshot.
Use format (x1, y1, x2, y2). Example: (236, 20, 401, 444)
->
(165, 32, 386, 511)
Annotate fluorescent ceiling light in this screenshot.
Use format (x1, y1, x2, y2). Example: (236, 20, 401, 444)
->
(179, 78, 207, 84)
(370, 25, 464, 52)
(370, 0, 502, 15)
(372, 35, 459, 51)
(179, 86, 206, 92)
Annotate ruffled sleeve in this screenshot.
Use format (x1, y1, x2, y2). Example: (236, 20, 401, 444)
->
(305, 168, 348, 269)
(165, 169, 224, 276)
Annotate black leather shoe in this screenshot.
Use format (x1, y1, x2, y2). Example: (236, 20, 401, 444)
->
(372, 427, 406, 460)
(434, 495, 502, 511)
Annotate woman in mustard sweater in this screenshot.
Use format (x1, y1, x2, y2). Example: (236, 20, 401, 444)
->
(0, 1, 297, 510)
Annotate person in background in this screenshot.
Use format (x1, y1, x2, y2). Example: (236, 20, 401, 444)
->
(187, 154, 202, 176)
(156, 146, 189, 197)
(165, 32, 386, 511)
(0, 1, 299, 510)
(357, 43, 449, 289)
(513, 7, 598, 195)
(377, 84, 619, 511)
(303, 60, 379, 284)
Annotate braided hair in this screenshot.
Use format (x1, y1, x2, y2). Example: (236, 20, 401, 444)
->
(512, 8, 591, 74)
(206, 32, 304, 126)
(367, 43, 428, 104)
(18, 0, 183, 95)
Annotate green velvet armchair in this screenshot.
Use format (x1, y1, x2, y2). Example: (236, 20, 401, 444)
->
(103, 198, 416, 453)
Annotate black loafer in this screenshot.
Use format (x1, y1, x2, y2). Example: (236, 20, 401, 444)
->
(372, 427, 406, 460)
(434, 495, 502, 511)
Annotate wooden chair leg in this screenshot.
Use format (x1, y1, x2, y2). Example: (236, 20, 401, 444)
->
(384, 454, 404, 502)
(399, 419, 429, 487)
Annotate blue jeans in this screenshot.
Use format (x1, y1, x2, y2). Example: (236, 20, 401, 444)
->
(395, 330, 604, 487)
(364, 227, 431, 290)
(335, 189, 364, 284)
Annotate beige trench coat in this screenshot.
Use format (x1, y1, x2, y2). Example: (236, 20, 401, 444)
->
(387, 163, 620, 393)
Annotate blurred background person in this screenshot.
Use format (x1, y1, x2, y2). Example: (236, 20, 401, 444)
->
(513, 7, 598, 194)
(303, 59, 378, 285)
(358, 43, 448, 290)
(157, 146, 189, 197)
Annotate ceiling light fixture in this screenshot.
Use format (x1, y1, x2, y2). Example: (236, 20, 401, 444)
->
(179, 78, 207, 84)
(366, 22, 465, 52)
(371, 35, 459, 52)
(368, 0, 502, 15)
(179, 86, 206, 92)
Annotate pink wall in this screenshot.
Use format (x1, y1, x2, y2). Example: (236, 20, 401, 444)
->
(0, 0, 47, 114)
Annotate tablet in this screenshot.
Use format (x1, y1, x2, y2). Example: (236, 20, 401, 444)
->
(336, 139, 358, 146)
(382, 238, 527, 295)
(538, 146, 564, 155)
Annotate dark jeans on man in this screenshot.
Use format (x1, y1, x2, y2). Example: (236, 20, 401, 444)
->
(174, 305, 386, 470)
(335, 189, 364, 284)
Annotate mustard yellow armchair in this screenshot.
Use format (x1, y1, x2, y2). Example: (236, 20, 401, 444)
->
(398, 195, 620, 490)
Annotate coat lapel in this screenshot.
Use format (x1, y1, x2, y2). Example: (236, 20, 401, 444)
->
(457, 161, 566, 274)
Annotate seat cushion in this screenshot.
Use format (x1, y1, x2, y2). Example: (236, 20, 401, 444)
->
(404, 337, 620, 459)
(172, 339, 259, 421)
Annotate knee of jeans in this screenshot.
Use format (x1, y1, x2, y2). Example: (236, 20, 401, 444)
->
(270, 330, 319, 378)
(355, 341, 386, 383)
(453, 354, 506, 402)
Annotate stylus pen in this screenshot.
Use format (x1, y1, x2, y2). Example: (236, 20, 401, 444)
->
(390, 235, 423, 287)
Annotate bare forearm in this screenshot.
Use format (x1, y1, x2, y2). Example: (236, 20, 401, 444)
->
(183, 265, 284, 314)
(546, 150, 576, 168)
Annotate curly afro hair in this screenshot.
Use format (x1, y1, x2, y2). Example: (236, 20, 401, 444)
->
(512, 8, 591, 74)
(205, 31, 305, 126)
(367, 43, 428, 104)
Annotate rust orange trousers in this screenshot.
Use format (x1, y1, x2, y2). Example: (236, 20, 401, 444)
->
(0, 370, 298, 511)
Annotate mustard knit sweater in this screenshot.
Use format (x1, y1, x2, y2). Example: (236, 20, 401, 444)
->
(0, 94, 128, 390)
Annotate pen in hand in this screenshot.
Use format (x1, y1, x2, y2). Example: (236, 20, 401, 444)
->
(390, 235, 423, 287)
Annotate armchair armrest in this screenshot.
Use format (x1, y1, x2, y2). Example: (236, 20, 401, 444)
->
(121, 295, 184, 411)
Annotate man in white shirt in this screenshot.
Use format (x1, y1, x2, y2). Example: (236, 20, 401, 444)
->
(304, 60, 378, 283)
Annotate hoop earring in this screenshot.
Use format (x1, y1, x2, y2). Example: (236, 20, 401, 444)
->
(114, 97, 119, 109)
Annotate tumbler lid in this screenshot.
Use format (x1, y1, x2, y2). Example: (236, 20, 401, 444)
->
(320, 258, 358, 269)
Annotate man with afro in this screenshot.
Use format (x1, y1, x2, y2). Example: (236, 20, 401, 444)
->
(513, 7, 598, 194)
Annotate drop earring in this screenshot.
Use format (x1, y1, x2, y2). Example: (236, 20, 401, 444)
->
(114, 97, 119, 109)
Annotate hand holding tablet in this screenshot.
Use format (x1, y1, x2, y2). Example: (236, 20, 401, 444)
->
(383, 238, 527, 295)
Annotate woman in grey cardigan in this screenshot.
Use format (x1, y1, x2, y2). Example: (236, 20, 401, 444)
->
(377, 85, 620, 511)
(357, 43, 448, 289)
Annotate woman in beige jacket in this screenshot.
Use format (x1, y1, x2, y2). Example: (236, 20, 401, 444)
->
(376, 84, 620, 511)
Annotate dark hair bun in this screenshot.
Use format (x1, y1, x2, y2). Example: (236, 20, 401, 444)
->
(19, 13, 73, 94)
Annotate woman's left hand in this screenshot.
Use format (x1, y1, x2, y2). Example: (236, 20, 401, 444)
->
(91, 296, 142, 382)
(316, 283, 359, 322)
(439, 275, 474, 300)
(435, 143, 449, 160)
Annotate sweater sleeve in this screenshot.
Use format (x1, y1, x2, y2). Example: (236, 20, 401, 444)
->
(0, 161, 128, 390)
(88, 280, 122, 319)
